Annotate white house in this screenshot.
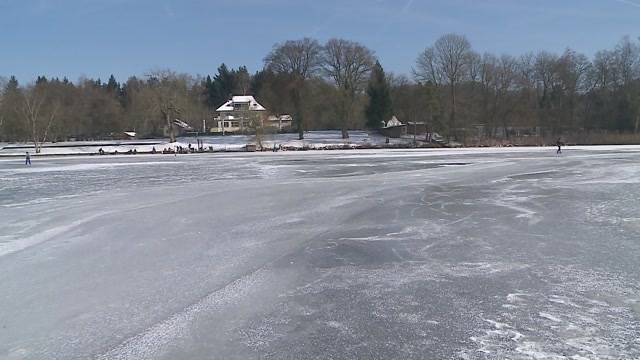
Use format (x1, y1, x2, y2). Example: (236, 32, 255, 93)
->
(265, 114, 293, 131)
(212, 96, 267, 134)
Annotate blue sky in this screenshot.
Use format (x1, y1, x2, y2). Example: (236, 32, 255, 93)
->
(1, 0, 639, 83)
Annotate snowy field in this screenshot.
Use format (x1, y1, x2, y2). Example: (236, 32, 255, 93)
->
(1, 147, 640, 359)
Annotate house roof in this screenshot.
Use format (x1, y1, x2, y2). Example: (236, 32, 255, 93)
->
(172, 119, 193, 130)
(267, 114, 293, 122)
(216, 95, 266, 112)
(385, 116, 404, 128)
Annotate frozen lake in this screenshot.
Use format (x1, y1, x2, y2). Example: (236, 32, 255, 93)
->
(1, 147, 639, 359)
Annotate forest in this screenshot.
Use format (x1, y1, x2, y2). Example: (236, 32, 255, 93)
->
(1, 34, 639, 146)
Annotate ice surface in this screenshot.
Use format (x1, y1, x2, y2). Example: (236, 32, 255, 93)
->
(1, 146, 639, 359)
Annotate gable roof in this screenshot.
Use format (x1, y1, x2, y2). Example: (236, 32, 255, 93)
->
(216, 95, 266, 112)
(386, 116, 403, 128)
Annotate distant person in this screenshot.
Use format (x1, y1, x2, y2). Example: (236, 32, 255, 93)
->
(25, 152, 31, 166)
(556, 138, 563, 154)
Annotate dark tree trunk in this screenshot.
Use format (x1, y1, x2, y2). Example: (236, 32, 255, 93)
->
(341, 91, 352, 139)
(341, 127, 349, 139)
(292, 87, 304, 140)
(450, 83, 456, 140)
(165, 112, 175, 143)
(298, 121, 304, 140)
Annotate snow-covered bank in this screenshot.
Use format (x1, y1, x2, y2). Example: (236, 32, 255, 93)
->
(0, 140, 247, 156)
(4, 140, 640, 159)
(5, 130, 640, 157)
(0, 131, 417, 156)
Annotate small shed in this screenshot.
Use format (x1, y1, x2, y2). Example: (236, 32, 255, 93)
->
(380, 116, 407, 138)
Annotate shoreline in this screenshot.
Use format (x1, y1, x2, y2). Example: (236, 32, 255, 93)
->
(2, 142, 640, 158)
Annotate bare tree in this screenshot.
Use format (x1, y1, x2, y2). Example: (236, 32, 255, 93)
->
(20, 85, 59, 153)
(322, 38, 375, 138)
(243, 110, 267, 149)
(614, 36, 640, 87)
(474, 54, 519, 139)
(477, 53, 498, 133)
(590, 50, 618, 90)
(467, 51, 482, 85)
(533, 51, 561, 134)
(415, 34, 471, 139)
(146, 70, 187, 143)
(264, 38, 322, 139)
(265, 38, 323, 79)
(613, 37, 640, 133)
(414, 47, 442, 85)
(463, 51, 482, 143)
(494, 55, 520, 136)
(233, 66, 251, 96)
(556, 49, 591, 131)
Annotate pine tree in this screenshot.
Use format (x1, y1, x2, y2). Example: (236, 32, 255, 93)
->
(212, 64, 235, 107)
(106, 75, 120, 94)
(365, 61, 393, 129)
(1, 76, 23, 141)
(203, 75, 216, 109)
(6, 76, 19, 90)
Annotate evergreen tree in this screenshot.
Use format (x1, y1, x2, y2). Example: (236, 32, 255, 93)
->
(211, 64, 235, 107)
(106, 75, 120, 94)
(203, 75, 217, 109)
(250, 70, 268, 97)
(0, 76, 23, 141)
(6, 76, 19, 91)
(365, 61, 393, 129)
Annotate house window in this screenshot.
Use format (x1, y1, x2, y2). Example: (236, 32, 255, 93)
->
(231, 121, 240, 127)
(224, 122, 230, 127)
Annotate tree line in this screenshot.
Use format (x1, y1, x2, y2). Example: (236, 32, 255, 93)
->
(1, 34, 639, 150)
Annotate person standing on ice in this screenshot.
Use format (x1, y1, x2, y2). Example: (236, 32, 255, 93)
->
(556, 138, 563, 154)
(25, 151, 31, 166)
